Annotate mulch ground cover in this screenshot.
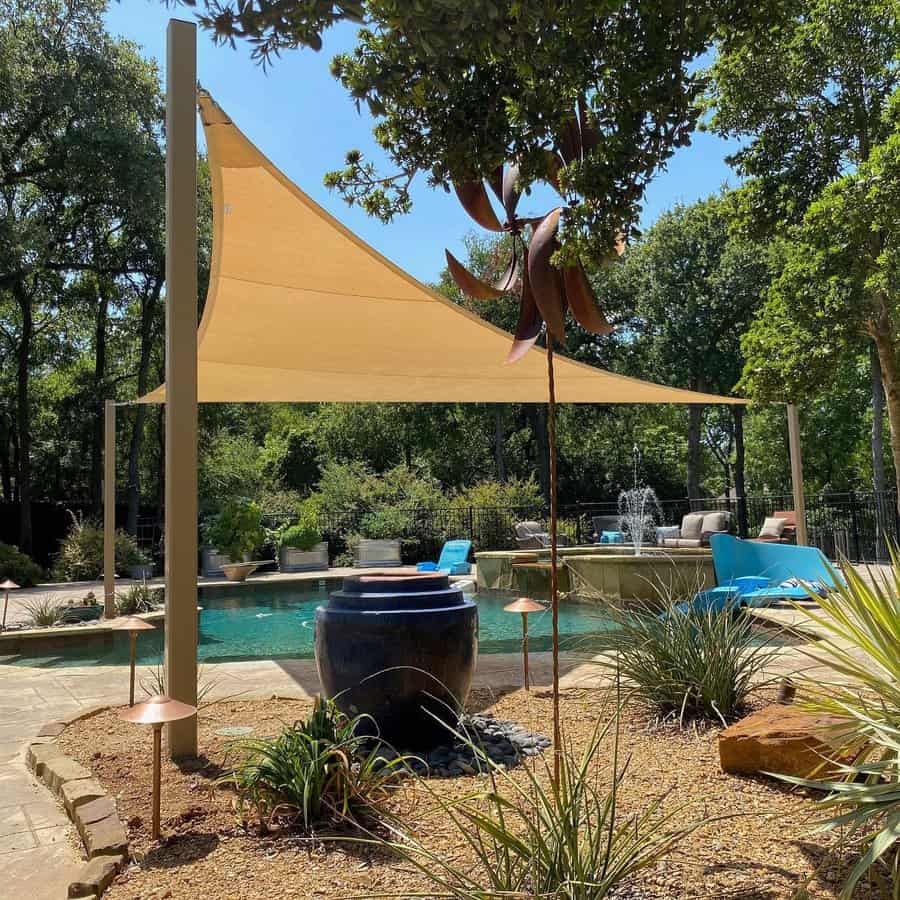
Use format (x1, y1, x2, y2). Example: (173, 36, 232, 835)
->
(58, 688, 876, 899)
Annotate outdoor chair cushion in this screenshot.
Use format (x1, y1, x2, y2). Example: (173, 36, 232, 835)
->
(655, 525, 680, 544)
(662, 537, 702, 548)
(600, 531, 625, 544)
(701, 511, 729, 535)
(759, 517, 787, 539)
(680, 513, 705, 541)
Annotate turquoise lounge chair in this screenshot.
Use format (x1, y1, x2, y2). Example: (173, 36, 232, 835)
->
(691, 534, 840, 612)
(417, 539, 472, 575)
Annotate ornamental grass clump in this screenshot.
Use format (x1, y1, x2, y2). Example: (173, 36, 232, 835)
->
(596, 596, 777, 725)
(372, 704, 697, 899)
(218, 698, 409, 832)
(22, 594, 65, 627)
(779, 553, 900, 898)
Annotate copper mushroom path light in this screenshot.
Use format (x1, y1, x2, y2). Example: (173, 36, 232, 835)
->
(108, 616, 157, 706)
(120, 695, 197, 840)
(445, 99, 624, 781)
(1, 579, 19, 632)
(504, 597, 545, 691)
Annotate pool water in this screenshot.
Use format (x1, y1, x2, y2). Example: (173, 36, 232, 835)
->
(1, 585, 620, 669)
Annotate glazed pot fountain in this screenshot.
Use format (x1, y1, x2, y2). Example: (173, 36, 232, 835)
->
(314, 569, 478, 748)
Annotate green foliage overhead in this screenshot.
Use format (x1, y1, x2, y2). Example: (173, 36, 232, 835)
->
(704, 0, 900, 232)
(0, 542, 43, 588)
(183, 0, 776, 263)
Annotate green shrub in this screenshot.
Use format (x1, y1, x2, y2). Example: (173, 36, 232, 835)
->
(55, 513, 146, 582)
(204, 499, 265, 563)
(218, 698, 408, 831)
(452, 476, 543, 510)
(0, 542, 43, 587)
(22, 595, 65, 627)
(380, 712, 695, 898)
(116, 582, 163, 615)
(360, 507, 408, 540)
(597, 597, 776, 724)
(279, 523, 321, 551)
(780, 554, 900, 897)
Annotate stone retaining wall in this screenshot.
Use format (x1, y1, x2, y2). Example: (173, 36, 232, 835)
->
(26, 721, 129, 898)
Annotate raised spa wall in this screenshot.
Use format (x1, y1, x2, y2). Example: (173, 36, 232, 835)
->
(476, 545, 715, 603)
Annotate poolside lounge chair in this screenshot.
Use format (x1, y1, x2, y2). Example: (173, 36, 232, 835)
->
(660, 510, 731, 548)
(514, 521, 572, 550)
(590, 515, 622, 543)
(752, 510, 797, 544)
(690, 534, 840, 612)
(417, 539, 472, 575)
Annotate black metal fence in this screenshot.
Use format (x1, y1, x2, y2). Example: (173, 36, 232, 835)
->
(561, 490, 900, 563)
(6, 490, 898, 570)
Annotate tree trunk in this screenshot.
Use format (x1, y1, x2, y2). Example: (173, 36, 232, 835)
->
(0, 412, 12, 502)
(494, 405, 506, 482)
(126, 279, 162, 535)
(686, 403, 704, 501)
(870, 314, 900, 511)
(14, 280, 33, 553)
(530, 405, 551, 504)
(732, 405, 748, 537)
(90, 287, 110, 513)
(870, 343, 887, 494)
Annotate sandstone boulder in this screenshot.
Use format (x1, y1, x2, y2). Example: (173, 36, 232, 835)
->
(719, 704, 846, 778)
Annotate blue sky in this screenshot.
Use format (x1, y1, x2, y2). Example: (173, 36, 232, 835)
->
(105, 2, 744, 283)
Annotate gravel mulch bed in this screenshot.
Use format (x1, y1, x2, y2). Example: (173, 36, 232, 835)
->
(58, 689, 874, 899)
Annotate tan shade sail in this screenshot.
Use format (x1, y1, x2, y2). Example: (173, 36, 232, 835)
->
(141, 92, 743, 406)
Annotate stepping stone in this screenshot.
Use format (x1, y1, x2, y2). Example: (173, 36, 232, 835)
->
(719, 704, 847, 778)
(38, 722, 67, 738)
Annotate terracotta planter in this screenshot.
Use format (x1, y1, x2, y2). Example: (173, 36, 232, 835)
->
(221, 562, 260, 582)
(354, 538, 402, 568)
(279, 542, 329, 573)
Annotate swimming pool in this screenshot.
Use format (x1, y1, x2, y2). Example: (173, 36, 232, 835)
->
(1, 584, 619, 668)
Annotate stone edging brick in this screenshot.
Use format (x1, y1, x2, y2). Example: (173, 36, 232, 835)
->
(26, 719, 129, 898)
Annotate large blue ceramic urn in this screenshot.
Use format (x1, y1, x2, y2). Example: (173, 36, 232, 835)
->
(314, 569, 478, 747)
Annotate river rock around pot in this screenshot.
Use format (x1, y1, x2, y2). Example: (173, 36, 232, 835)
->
(375, 713, 551, 778)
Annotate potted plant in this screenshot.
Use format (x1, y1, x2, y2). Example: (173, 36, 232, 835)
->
(203, 499, 266, 581)
(278, 522, 328, 572)
(355, 508, 405, 568)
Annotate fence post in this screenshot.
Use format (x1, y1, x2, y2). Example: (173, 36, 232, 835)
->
(467, 506, 475, 543)
(849, 490, 861, 562)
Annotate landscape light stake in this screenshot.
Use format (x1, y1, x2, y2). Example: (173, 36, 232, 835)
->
(109, 616, 156, 706)
(119, 695, 196, 840)
(1, 579, 19, 632)
(503, 597, 545, 690)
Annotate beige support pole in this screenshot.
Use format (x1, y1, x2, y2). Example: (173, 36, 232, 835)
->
(103, 400, 116, 618)
(786, 403, 808, 546)
(164, 19, 198, 757)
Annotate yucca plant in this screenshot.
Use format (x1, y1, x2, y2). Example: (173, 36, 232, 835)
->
(369, 702, 698, 899)
(779, 552, 900, 898)
(594, 597, 778, 725)
(218, 697, 409, 831)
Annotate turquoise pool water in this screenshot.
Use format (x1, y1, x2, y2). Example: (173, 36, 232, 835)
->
(1, 584, 619, 668)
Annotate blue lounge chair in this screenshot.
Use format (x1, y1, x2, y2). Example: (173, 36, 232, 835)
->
(417, 539, 472, 575)
(691, 534, 840, 612)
